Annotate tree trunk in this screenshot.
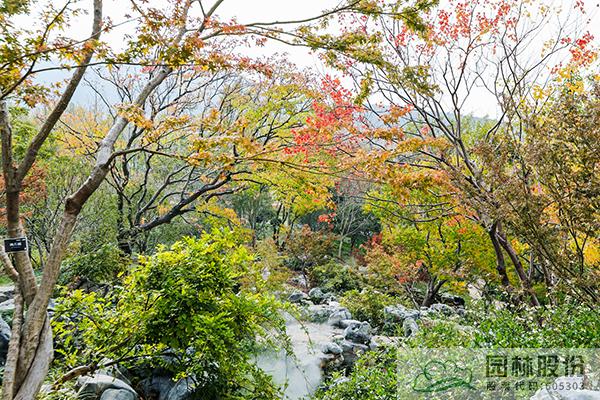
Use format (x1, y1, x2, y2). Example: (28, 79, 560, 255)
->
(488, 223, 511, 288)
(497, 228, 541, 307)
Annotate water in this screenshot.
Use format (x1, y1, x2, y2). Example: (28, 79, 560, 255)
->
(257, 315, 341, 399)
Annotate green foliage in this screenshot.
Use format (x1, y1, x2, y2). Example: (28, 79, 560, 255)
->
(405, 302, 600, 349)
(308, 261, 361, 293)
(470, 304, 600, 348)
(53, 229, 289, 399)
(59, 244, 128, 285)
(340, 289, 396, 329)
(406, 319, 478, 348)
(314, 349, 399, 400)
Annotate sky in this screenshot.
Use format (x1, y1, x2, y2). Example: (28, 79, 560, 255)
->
(11, 0, 600, 118)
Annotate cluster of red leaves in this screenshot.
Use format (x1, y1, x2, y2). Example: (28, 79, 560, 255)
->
(284, 76, 362, 161)
(569, 31, 597, 66)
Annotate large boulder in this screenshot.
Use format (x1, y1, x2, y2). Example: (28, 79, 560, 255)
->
(0, 315, 11, 364)
(308, 287, 326, 304)
(166, 378, 197, 400)
(100, 389, 136, 400)
(439, 293, 465, 307)
(343, 321, 372, 345)
(76, 374, 137, 399)
(322, 342, 343, 355)
(138, 375, 175, 400)
(384, 305, 421, 324)
(402, 318, 419, 337)
(288, 292, 308, 303)
(0, 286, 14, 303)
(428, 303, 455, 316)
(327, 308, 352, 327)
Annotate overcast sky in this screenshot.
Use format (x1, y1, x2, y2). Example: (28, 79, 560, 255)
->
(13, 0, 600, 118)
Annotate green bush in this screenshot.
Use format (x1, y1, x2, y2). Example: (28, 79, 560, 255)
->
(340, 289, 396, 329)
(469, 303, 600, 348)
(53, 229, 289, 399)
(59, 244, 128, 285)
(314, 349, 398, 400)
(308, 261, 362, 293)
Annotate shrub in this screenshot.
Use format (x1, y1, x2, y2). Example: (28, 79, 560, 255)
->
(308, 262, 361, 293)
(314, 349, 398, 400)
(53, 229, 289, 399)
(469, 303, 600, 348)
(340, 289, 396, 329)
(59, 244, 128, 285)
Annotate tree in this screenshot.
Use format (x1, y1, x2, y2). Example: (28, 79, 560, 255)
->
(0, 1, 436, 396)
(324, 0, 595, 306)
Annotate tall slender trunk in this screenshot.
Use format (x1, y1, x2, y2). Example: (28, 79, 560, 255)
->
(496, 227, 541, 307)
(488, 223, 511, 288)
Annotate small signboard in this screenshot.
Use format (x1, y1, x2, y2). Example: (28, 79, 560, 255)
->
(4, 237, 28, 253)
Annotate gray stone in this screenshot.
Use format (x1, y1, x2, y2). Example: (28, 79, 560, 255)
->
(384, 305, 421, 324)
(339, 340, 369, 366)
(338, 319, 360, 329)
(166, 378, 197, 400)
(440, 293, 465, 307)
(288, 292, 307, 303)
(100, 389, 136, 400)
(429, 303, 455, 316)
(0, 286, 14, 303)
(97, 359, 132, 387)
(0, 299, 14, 313)
(322, 342, 343, 355)
(138, 375, 175, 400)
(327, 309, 352, 327)
(1, 315, 11, 363)
(308, 287, 326, 304)
(76, 374, 137, 399)
(402, 318, 419, 337)
(306, 304, 336, 322)
(290, 275, 308, 288)
(343, 321, 371, 344)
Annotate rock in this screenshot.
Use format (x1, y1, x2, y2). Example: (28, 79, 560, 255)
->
(0, 315, 11, 364)
(339, 340, 369, 366)
(307, 304, 333, 322)
(384, 305, 421, 324)
(166, 378, 196, 400)
(343, 321, 372, 344)
(530, 376, 600, 400)
(288, 292, 308, 303)
(327, 308, 352, 327)
(322, 342, 343, 355)
(97, 360, 132, 387)
(138, 375, 175, 400)
(100, 389, 136, 400)
(402, 318, 419, 337)
(439, 293, 465, 307)
(0, 286, 14, 303)
(308, 287, 326, 304)
(338, 319, 361, 329)
(429, 303, 455, 316)
(0, 299, 14, 313)
(290, 275, 308, 288)
(76, 374, 137, 399)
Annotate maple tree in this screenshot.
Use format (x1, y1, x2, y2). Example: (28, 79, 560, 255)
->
(322, 0, 598, 306)
(0, 1, 434, 397)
